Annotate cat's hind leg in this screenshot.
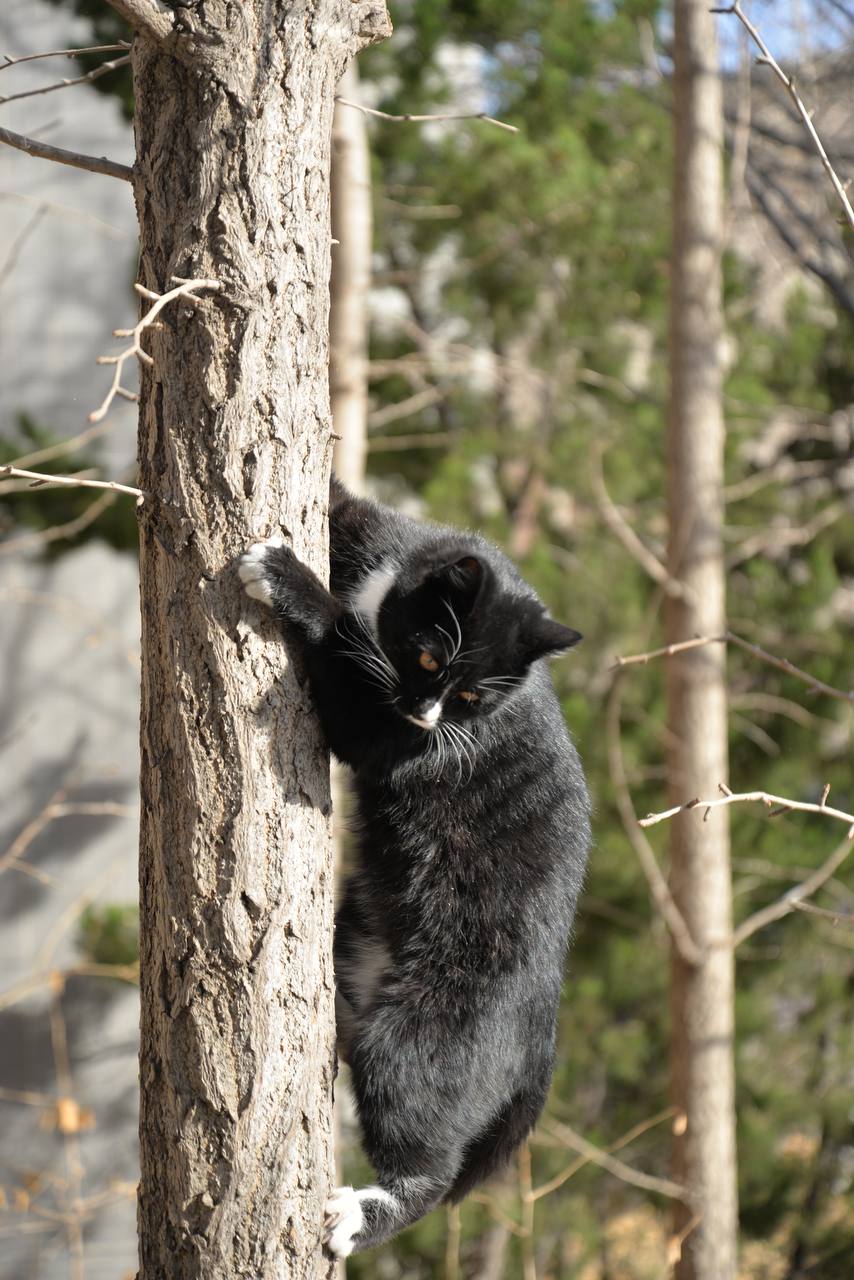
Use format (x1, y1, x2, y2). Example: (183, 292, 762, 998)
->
(324, 1165, 459, 1258)
(445, 1088, 546, 1204)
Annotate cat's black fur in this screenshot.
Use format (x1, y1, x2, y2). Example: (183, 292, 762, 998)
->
(239, 479, 590, 1256)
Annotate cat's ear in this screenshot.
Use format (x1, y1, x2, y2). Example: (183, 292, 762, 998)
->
(524, 615, 582, 662)
(432, 555, 485, 611)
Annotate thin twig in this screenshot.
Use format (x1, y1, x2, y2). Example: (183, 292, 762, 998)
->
(0, 205, 47, 290)
(733, 835, 854, 947)
(0, 465, 145, 501)
(541, 1117, 690, 1202)
(335, 97, 518, 133)
(0, 126, 132, 183)
(641, 783, 854, 838)
(592, 446, 692, 601)
(89, 276, 220, 422)
(369, 431, 454, 452)
(517, 1145, 536, 1280)
(1, 43, 130, 71)
(368, 386, 444, 429)
(613, 630, 854, 703)
(790, 899, 854, 927)
(531, 1107, 675, 1201)
(0, 963, 139, 1012)
(0, 489, 116, 556)
(0, 55, 131, 107)
(712, 2, 854, 230)
(606, 675, 704, 966)
(7, 420, 114, 470)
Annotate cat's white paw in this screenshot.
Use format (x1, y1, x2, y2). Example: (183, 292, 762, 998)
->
(238, 537, 285, 606)
(324, 1185, 363, 1258)
(324, 1185, 396, 1258)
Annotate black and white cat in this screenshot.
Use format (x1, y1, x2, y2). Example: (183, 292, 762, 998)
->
(239, 479, 590, 1257)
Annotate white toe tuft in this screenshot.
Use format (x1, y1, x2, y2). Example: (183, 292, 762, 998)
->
(238, 539, 285, 606)
(324, 1186, 363, 1258)
(324, 1185, 396, 1257)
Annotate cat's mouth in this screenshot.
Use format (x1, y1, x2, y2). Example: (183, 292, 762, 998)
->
(403, 701, 443, 731)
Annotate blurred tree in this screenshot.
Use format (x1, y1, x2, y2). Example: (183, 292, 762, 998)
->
(331, 65, 373, 492)
(666, 2, 735, 1277)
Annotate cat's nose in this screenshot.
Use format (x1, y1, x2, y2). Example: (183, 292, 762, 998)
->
(407, 698, 443, 729)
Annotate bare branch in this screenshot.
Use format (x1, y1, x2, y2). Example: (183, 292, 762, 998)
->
(0, 54, 131, 107)
(335, 97, 519, 134)
(530, 1107, 675, 1202)
(614, 630, 854, 703)
(0, 963, 139, 1013)
(733, 836, 854, 947)
(368, 386, 444, 429)
(727, 500, 849, 569)
(101, 0, 174, 43)
(712, 2, 854, 230)
(7, 421, 114, 470)
(606, 676, 704, 966)
(0, 204, 47, 290)
(0, 489, 116, 556)
(0, 465, 145, 502)
(542, 1117, 690, 1202)
(640, 783, 854, 838)
(592, 446, 693, 601)
(89, 276, 222, 423)
(0, 125, 132, 183)
(1, 43, 130, 71)
(790, 898, 854, 927)
(369, 431, 454, 453)
(744, 164, 854, 315)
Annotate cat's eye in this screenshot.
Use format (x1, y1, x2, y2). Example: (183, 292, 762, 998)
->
(457, 690, 480, 703)
(419, 650, 440, 673)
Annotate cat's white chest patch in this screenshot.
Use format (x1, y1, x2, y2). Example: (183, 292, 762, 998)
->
(350, 562, 397, 635)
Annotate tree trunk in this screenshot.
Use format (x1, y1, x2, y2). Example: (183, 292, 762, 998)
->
(667, 3, 737, 1278)
(330, 63, 372, 493)
(131, 4, 390, 1276)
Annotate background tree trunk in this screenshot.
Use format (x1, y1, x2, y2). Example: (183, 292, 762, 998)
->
(667, 2, 737, 1278)
(132, 4, 389, 1276)
(330, 63, 372, 493)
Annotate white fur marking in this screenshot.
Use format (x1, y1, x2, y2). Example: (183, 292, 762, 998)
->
(407, 700, 443, 730)
(325, 1185, 398, 1258)
(238, 538, 285, 607)
(350, 562, 397, 634)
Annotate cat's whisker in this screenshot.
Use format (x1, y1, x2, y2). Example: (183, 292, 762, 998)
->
(349, 610, 399, 682)
(443, 720, 476, 784)
(441, 598, 463, 659)
(455, 644, 489, 663)
(438, 722, 463, 785)
(435, 624, 455, 666)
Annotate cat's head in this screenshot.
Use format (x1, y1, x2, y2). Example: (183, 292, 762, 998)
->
(374, 549, 580, 732)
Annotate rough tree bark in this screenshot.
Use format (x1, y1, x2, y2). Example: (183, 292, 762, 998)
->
(667, 2, 738, 1278)
(330, 63, 372, 492)
(130, 2, 390, 1276)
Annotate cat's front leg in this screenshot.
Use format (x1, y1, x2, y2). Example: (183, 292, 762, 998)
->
(239, 537, 341, 644)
